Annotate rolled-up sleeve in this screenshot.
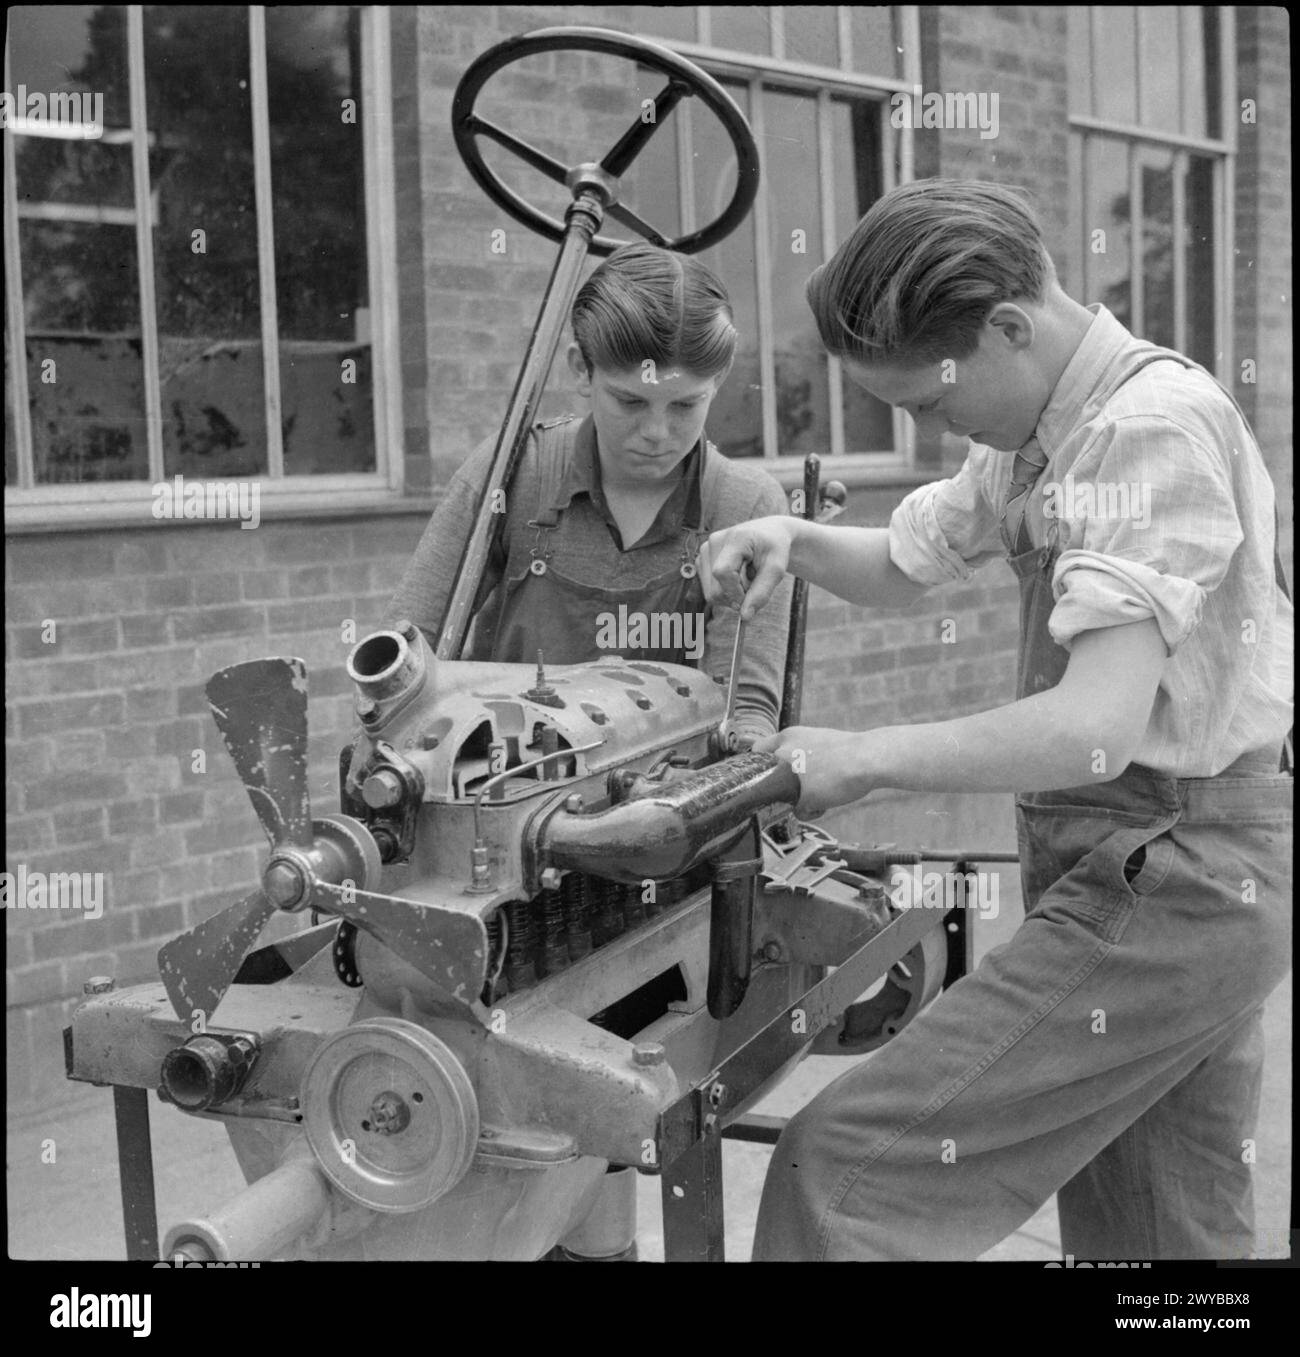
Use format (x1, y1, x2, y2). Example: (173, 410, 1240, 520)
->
(1047, 416, 1244, 653)
(888, 446, 1005, 585)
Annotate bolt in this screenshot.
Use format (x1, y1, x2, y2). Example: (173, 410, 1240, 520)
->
(564, 793, 584, 815)
(708, 1082, 726, 1109)
(367, 1091, 410, 1135)
(355, 694, 378, 720)
(632, 1042, 666, 1068)
(263, 861, 306, 908)
(539, 867, 562, 891)
(762, 940, 783, 963)
(420, 732, 440, 750)
(362, 768, 404, 809)
(395, 618, 418, 642)
(83, 976, 115, 995)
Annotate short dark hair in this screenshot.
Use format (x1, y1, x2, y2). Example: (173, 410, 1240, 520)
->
(806, 179, 1053, 366)
(571, 242, 737, 378)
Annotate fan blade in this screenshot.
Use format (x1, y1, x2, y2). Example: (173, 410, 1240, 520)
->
(206, 658, 313, 850)
(158, 888, 279, 1023)
(315, 882, 489, 1004)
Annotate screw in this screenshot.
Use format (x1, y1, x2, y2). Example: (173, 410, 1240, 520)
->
(762, 940, 783, 963)
(539, 867, 562, 891)
(367, 1091, 410, 1135)
(263, 861, 306, 908)
(362, 768, 404, 809)
(632, 1042, 666, 1067)
(83, 976, 115, 995)
(564, 794, 584, 815)
(708, 1082, 726, 1109)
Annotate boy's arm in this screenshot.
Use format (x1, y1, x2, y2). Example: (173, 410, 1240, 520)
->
(759, 617, 1167, 812)
(700, 477, 793, 742)
(701, 450, 1003, 617)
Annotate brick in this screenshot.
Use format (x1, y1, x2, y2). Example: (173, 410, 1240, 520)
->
(39, 617, 122, 656)
(7, 959, 66, 1008)
(49, 805, 108, 846)
(109, 868, 164, 909)
(121, 612, 172, 647)
(125, 686, 178, 721)
(128, 827, 188, 870)
(107, 798, 159, 837)
(24, 770, 125, 812)
(193, 573, 244, 606)
(159, 790, 205, 824)
(32, 919, 112, 963)
(171, 605, 267, 642)
(4, 814, 55, 855)
(241, 569, 290, 600)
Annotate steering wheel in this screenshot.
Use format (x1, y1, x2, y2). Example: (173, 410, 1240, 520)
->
(451, 26, 759, 256)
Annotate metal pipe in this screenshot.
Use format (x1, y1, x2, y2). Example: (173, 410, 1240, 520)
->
(779, 454, 821, 730)
(435, 193, 608, 660)
(707, 818, 760, 1019)
(536, 752, 800, 884)
(162, 1141, 336, 1262)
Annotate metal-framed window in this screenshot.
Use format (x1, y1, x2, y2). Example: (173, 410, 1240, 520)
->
(627, 5, 922, 475)
(1066, 6, 1234, 377)
(4, 4, 402, 530)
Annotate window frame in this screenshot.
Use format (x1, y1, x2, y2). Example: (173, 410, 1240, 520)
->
(1065, 5, 1235, 382)
(4, 4, 404, 532)
(637, 5, 923, 488)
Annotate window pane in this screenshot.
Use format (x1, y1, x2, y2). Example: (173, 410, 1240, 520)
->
(265, 6, 373, 475)
(144, 4, 268, 478)
(1137, 6, 1181, 135)
(1091, 7, 1137, 125)
(22, 222, 150, 483)
(779, 7, 839, 69)
(9, 6, 149, 483)
(849, 7, 901, 80)
(1067, 7, 1091, 115)
(694, 83, 762, 459)
(831, 98, 893, 452)
(710, 6, 773, 56)
(632, 5, 698, 42)
(1184, 155, 1215, 367)
(6, 3, 131, 128)
(765, 89, 828, 458)
(1084, 138, 1131, 330)
(1139, 147, 1175, 347)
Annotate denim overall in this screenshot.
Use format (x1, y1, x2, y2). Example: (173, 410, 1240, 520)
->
(487, 419, 711, 667)
(752, 350, 1293, 1261)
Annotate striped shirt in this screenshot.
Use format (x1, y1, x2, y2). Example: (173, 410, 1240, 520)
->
(888, 305, 1293, 776)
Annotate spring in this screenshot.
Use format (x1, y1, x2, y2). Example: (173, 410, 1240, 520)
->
(537, 885, 570, 978)
(560, 874, 592, 962)
(590, 877, 625, 947)
(621, 881, 647, 930)
(504, 899, 537, 990)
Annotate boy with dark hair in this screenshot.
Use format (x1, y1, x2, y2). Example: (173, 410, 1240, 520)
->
(389, 241, 792, 743)
(701, 178, 1292, 1260)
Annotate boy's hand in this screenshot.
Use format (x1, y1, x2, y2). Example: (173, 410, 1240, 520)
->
(752, 725, 874, 818)
(697, 517, 796, 620)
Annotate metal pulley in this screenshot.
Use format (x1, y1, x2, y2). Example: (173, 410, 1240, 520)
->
(809, 923, 949, 1055)
(301, 1017, 479, 1213)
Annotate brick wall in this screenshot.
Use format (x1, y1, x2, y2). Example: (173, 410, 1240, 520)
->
(5, 6, 1289, 1115)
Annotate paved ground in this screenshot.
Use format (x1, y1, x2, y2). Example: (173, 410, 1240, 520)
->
(10, 883, 1289, 1262)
